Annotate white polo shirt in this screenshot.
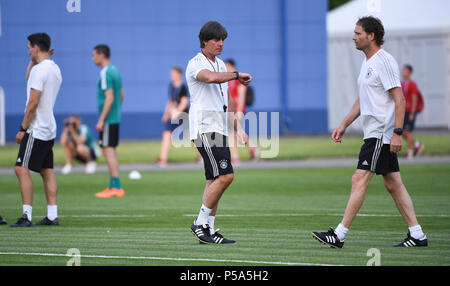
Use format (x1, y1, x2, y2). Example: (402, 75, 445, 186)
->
(186, 52, 229, 140)
(26, 59, 62, 141)
(357, 49, 401, 144)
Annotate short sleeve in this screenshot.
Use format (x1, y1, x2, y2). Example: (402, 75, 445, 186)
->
(79, 125, 88, 136)
(378, 55, 401, 91)
(180, 85, 188, 98)
(187, 57, 209, 81)
(100, 68, 114, 90)
(29, 66, 46, 92)
(409, 81, 419, 95)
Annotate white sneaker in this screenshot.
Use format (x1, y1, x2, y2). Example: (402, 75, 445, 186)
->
(61, 164, 72, 174)
(85, 161, 97, 174)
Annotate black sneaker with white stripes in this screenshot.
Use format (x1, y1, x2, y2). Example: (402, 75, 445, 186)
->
(190, 222, 215, 244)
(312, 227, 344, 248)
(394, 232, 428, 247)
(10, 214, 32, 228)
(0, 216, 7, 225)
(34, 216, 59, 226)
(200, 229, 236, 244)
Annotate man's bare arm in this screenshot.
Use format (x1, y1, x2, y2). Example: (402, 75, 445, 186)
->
(21, 88, 41, 129)
(228, 89, 248, 145)
(96, 89, 114, 131)
(236, 84, 246, 113)
(342, 98, 361, 129)
(389, 87, 406, 130)
(197, 69, 252, 85)
(177, 96, 188, 112)
(388, 87, 405, 153)
(228, 90, 242, 131)
(69, 129, 87, 145)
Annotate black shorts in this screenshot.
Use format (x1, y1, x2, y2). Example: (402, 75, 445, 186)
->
(16, 132, 54, 172)
(357, 138, 400, 175)
(99, 123, 119, 148)
(193, 132, 233, 180)
(75, 147, 97, 163)
(403, 112, 416, 132)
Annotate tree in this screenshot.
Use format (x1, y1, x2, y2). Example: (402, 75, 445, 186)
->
(329, 0, 351, 11)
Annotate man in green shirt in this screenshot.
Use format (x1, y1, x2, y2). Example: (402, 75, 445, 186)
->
(92, 44, 125, 198)
(61, 114, 98, 174)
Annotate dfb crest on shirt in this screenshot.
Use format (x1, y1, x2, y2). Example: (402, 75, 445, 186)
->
(219, 159, 228, 169)
(366, 67, 373, 79)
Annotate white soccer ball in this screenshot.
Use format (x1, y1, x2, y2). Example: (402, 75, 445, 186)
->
(128, 170, 142, 180)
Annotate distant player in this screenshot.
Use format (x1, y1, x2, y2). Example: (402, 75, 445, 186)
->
(186, 21, 252, 244)
(312, 17, 427, 248)
(12, 33, 62, 227)
(156, 67, 189, 166)
(401, 64, 424, 159)
(225, 59, 259, 163)
(92, 44, 125, 198)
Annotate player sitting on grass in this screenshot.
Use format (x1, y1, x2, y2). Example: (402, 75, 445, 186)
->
(61, 114, 99, 175)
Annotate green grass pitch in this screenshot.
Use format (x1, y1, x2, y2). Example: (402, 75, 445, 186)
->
(0, 164, 449, 266)
(0, 133, 449, 167)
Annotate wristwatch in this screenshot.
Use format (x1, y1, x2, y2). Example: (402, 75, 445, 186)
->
(393, 128, 403, 135)
(234, 71, 239, 80)
(19, 125, 27, 132)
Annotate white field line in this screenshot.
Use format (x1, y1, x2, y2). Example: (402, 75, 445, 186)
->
(33, 214, 153, 218)
(182, 213, 450, 218)
(0, 252, 349, 266)
(62, 214, 151, 218)
(32, 213, 450, 219)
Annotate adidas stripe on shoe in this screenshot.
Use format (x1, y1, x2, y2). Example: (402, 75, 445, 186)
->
(190, 222, 215, 244)
(312, 227, 344, 248)
(394, 232, 428, 247)
(200, 228, 236, 244)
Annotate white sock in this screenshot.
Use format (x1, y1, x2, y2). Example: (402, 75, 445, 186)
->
(23, 205, 32, 221)
(409, 224, 425, 239)
(47, 205, 58, 221)
(407, 149, 414, 157)
(195, 204, 212, 225)
(335, 223, 348, 241)
(208, 216, 216, 235)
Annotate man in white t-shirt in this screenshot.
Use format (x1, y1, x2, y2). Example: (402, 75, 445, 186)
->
(12, 33, 62, 227)
(186, 21, 252, 244)
(312, 17, 427, 248)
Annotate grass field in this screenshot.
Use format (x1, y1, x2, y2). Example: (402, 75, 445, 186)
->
(0, 164, 449, 266)
(0, 133, 449, 167)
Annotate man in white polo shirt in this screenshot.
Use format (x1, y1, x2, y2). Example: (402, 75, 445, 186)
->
(12, 33, 62, 227)
(186, 21, 252, 244)
(312, 17, 427, 248)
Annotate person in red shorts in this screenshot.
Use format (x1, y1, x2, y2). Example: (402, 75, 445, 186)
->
(401, 65, 424, 160)
(225, 59, 259, 163)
